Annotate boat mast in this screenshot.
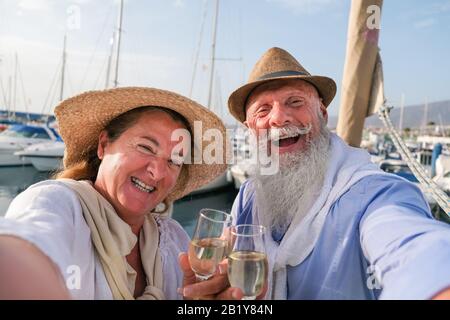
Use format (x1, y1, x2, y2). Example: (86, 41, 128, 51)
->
(59, 34, 67, 101)
(13, 52, 17, 117)
(189, 1, 208, 98)
(7, 76, 11, 118)
(398, 93, 404, 132)
(105, 34, 114, 89)
(422, 97, 428, 134)
(0, 57, 8, 111)
(113, 0, 124, 88)
(206, 0, 219, 109)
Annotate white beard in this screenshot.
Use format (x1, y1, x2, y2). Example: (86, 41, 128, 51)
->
(251, 118, 331, 236)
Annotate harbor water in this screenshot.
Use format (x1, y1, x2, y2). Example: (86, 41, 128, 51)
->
(0, 166, 238, 237)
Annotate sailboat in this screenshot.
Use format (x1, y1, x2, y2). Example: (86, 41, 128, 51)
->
(16, 1, 125, 172)
(12, 36, 68, 170)
(189, 0, 233, 195)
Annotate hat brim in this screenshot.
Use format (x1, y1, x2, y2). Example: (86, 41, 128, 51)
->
(228, 75, 336, 123)
(55, 87, 228, 202)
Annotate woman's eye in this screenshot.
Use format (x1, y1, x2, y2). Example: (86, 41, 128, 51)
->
(137, 144, 155, 154)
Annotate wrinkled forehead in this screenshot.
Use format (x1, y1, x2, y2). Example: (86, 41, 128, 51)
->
(245, 79, 320, 109)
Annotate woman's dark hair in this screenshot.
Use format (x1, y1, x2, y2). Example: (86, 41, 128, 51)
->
(55, 106, 191, 182)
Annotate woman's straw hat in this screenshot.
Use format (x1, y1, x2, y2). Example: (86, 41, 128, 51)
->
(228, 47, 337, 123)
(54, 87, 228, 202)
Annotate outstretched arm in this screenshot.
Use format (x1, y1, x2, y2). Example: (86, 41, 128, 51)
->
(433, 288, 450, 300)
(0, 236, 70, 299)
(360, 176, 450, 300)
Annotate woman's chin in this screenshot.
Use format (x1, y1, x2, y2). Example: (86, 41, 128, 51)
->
(118, 192, 158, 216)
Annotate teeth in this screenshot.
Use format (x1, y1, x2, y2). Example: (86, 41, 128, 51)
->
(272, 134, 300, 142)
(131, 177, 155, 193)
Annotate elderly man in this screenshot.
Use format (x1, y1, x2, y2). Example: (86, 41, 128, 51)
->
(179, 47, 450, 300)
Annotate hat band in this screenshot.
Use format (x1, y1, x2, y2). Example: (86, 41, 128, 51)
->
(257, 70, 309, 81)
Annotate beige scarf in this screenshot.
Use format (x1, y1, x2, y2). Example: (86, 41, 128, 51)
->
(57, 178, 165, 300)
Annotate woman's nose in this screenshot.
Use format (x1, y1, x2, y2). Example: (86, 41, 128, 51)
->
(146, 158, 168, 181)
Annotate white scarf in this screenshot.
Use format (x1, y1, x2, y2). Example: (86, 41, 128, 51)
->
(257, 134, 389, 299)
(57, 179, 166, 300)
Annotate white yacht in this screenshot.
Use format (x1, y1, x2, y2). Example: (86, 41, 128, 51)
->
(15, 141, 65, 172)
(0, 124, 61, 167)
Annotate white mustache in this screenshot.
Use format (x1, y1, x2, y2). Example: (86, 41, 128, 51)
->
(268, 124, 312, 142)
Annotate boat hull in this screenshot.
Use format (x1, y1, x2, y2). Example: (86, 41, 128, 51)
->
(22, 155, 63, 172)
(0, 150, 31, 166)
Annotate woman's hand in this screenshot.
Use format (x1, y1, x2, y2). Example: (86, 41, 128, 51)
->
(0, 236, 71, 299)
(178, 252, 243, 300)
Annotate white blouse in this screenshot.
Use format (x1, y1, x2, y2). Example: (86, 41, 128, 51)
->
(0, 180, 190, 299)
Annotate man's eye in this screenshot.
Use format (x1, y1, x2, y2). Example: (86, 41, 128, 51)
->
(256, 107, 270, 115)
(289, 99, 304, 106)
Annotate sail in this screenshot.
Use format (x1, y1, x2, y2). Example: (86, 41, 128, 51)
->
(336, 0, 385, 147)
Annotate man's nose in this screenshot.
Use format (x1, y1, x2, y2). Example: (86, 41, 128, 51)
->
(146, 157, 168, 182)
(268, 105, 291, 127)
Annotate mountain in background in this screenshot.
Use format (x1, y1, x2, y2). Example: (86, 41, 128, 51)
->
(328, 99, 450, 129)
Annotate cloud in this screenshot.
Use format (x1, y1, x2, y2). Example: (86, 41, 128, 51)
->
(414, 18, 436, 29)
(426, 0, 450, 14)
(0, 34, 186, 113)
(17, 0, 53, 12)
(266, 0, 336, 14)
(173, 0, 185, 9)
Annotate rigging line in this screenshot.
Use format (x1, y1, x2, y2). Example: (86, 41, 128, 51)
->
(381, 113, 450, 215)
(41, 58, 62, 115)
(378, 105, 450, 215)
(65, 63, 75, 98)
(381, 107, 441, 192)
(206, 0, 220, 109)
(93, 52, 109, 90)
(215, 73, 223, 120)
(238, 4, 245, 85)
(17, 58, 29, 114)
(78, 3, 114, 92)
(379, 109, 438, 186)
(388, 120, 449, 208)
(0, 74, 8, 108)
(49, 69, 62, 114)
(189, 0, 208, 98)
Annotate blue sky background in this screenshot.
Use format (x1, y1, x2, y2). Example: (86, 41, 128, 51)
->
(0, 0, 449, 126)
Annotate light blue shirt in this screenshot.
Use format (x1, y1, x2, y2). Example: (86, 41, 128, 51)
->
(234, 174, 450, 299)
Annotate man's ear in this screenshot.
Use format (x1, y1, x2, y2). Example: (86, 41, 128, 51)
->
(320, 101, 328, 124)
(97, 131, 109, 160)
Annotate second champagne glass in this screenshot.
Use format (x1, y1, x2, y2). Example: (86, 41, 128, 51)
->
(227, 224, 268, 300)
(188, 208, 232, 281)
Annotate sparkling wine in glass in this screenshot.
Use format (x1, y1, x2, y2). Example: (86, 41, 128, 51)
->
(188, 208, 232, 281)
(227, 224, 268, 300)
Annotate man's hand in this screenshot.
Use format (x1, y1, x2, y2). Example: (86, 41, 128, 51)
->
(178, 252, 243, 300)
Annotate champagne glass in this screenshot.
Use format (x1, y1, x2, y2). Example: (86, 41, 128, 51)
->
(188, 208, 232, 281)
(227, 224, 268, 300)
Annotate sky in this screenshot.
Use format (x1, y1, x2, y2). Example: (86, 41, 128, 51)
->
(0, 0, 449, 126)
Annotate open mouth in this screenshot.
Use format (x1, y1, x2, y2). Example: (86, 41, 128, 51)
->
(131, 176, 156, 194)
(272, 135, 301, 148)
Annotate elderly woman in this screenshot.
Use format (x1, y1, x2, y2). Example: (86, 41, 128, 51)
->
(0, 87, 226, 299)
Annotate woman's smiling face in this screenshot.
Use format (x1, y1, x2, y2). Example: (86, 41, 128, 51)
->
(94, 110, 188, 222)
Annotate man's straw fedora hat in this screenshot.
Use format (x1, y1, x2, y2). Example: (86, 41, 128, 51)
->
(228, 47, 337, 123)
(55, 87, 227, 202)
